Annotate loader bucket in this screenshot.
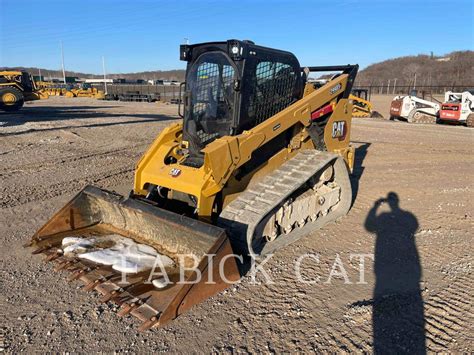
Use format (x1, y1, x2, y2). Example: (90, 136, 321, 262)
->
(27, 185, 240, 330)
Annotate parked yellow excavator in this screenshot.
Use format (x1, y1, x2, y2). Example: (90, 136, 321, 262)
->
(27, 40, 358, 330)
(0, 71, 48, 111)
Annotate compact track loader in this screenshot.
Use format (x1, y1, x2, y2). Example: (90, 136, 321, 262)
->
(350, 89, 382, 118)
(0, 71, 45, 111)
(390, 94, 440, 124)
(27, 40, 358, 330)
(439, 90, 474, 127)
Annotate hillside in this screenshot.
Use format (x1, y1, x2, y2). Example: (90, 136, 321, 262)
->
(356, 51, 474, 87)
(0, 67, 186, 82)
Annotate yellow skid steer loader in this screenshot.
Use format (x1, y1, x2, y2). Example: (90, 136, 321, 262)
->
(350, 88, 382, 118)
(27, 40, 358, 330)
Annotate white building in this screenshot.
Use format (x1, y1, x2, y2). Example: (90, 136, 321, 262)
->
(84, 78, 114, 84)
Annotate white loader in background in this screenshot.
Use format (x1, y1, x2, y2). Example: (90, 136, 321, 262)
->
(389, 94, 440, 124)
(439, 90, 474, 127)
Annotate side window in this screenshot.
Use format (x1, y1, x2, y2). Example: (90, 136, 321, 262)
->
(248, 61, 297, 124)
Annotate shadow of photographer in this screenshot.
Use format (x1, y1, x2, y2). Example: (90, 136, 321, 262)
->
(365, 192, 426, 354)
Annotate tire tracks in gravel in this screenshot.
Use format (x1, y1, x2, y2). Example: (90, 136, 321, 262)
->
(0, 143, 148, 178)
(0, 143, 147, 208)
(1, 165, 136, 209)
(308, 259, 473, 352)
(424, 273, 473, 351)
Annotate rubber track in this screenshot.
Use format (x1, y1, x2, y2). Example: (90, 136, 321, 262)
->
(408, 110, 437, 124)
(218, 150, 352, 257)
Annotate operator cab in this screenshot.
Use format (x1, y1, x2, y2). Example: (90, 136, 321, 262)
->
(20, 71, 36, 91)
(352, 88, 369, 101)
(180, 40, 304, 167)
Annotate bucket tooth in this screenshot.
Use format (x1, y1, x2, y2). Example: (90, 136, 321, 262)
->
(100, 284, 133, 304)
(44, 250, 63, 262)
(117, 302, 139, 317)
(54, 260, 71, 272)
(76, 265, 102, 280)
(82, 269, 114, 291)
(54, 259, 77, 272)
(67, 268, 89, 282)
(138, 315, 160, 332)
(112, 292, 134, 306)
(112, 283, 152, 306)
(100, 288, 123, 303)
(52, 255, 69, 267)
(32, 244, 53, 254)
(83, 279, 101, 292)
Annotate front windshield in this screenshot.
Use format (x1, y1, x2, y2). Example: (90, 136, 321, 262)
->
(185, 52, 236, 146)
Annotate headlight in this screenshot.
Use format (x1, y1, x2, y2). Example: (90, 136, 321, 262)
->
(231, 45, 240, 54)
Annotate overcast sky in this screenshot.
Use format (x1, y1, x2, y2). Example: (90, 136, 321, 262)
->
(1, 0, 472, 74)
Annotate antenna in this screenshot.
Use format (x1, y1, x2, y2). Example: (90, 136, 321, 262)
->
(60, 41, 66, 84)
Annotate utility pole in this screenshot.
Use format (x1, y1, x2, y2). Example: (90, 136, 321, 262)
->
(102, 56, 108, 94)
(387, 79, 390, 95)
(60, 41, 66, 84)
(393, 78, 397, 94)
(38, 68, 42, 81)
(413, 72, 417, 90)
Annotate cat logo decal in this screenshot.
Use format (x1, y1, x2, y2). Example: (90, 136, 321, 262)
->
(332, 121, 347, 140)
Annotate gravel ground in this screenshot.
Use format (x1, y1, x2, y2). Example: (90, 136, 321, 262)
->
(1, 96, 472, 352)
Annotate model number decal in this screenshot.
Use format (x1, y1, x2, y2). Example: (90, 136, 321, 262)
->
(330, 83, 342, 95)
(169, 168, 181, 177)
(332, 121, 347, 140)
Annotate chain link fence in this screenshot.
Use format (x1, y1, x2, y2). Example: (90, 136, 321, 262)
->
(90, 83, 473, 102)
(92, 84, 181, 102)
(353, 85, 473, 98)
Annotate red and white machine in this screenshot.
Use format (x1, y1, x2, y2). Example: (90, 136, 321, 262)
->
(439, 91, 474, 127)
(389, 95, 440, 124)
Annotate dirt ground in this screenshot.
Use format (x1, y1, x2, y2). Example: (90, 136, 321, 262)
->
(1, 96, 473, 352)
